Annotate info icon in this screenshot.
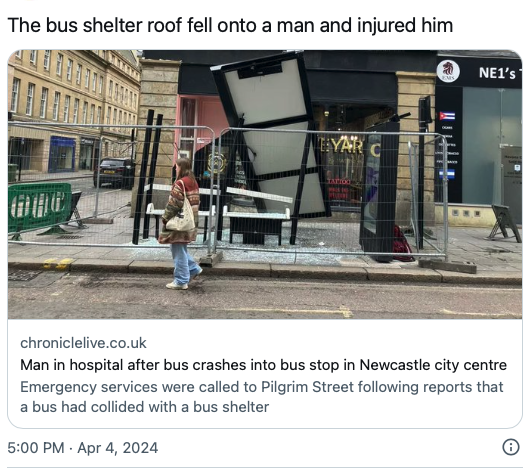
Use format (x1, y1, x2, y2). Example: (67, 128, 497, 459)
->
(502, 439, 520, 456)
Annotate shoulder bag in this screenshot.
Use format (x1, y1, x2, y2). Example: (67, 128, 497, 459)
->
(166, 180, 195, 232)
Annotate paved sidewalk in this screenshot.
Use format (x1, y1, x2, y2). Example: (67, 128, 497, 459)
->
(7, 224, 522, 285)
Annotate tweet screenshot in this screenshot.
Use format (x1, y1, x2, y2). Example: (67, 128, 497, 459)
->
(3, 2, 526, 468)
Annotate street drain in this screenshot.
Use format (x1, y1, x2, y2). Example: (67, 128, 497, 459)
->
(57, 235, 83, 239)
(8, 270, 42, 281)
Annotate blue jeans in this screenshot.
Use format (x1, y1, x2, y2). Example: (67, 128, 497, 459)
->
(170, 244, 200, 285)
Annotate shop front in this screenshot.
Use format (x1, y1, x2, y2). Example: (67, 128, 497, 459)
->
(79, 137, 99, 170)
(143, 50, 437, 217)
(435, 52, 522, 212)
(48, 136, 76, 173)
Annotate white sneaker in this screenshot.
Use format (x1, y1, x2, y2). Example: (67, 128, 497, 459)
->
(166, 282, 188, 290)
(191, 267, 203, 280)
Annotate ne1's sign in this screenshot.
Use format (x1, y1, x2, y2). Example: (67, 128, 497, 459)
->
(437, 56, 522, 89)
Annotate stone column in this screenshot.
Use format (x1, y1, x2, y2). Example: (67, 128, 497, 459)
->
(395, 72, 436, 230)
(132, 59, 181, 215)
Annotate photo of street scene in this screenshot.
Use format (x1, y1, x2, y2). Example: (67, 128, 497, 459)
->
(7, 50, 522, 319)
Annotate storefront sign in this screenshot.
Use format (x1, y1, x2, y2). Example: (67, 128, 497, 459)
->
(435, 86, 463, 203)
(436, 56, 522, 88)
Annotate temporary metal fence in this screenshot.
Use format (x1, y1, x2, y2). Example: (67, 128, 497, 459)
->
(7, 121, 217, 254)
(214, 127, 448, 261)
(7, 121, 449, 264)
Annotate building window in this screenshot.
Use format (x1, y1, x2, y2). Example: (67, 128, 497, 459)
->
(118, 110, 122, 129)
(63, 95, 70, 122)
(14, 50, 22, 59)
(76, 64, 82, 85)
(106, 106, 111, 124)
(92, 73, 97, 92)
(114, 85, 118, 101)
(99, 76, 103, 94)
(109, 80, 113, 99)
(29, 50, 37, 65)
(52, 92, 60, 120)
(90, 104, 95, 124)
(43, 50, 51, 70)
(10, 78, 20, 113)
(113, 108, 117, 125)
(85, 69, 90, 88)
(56, 53, 63, 76)
(66, 59, 73, 80)
(40, 88, 48, 118)
(73, 99, 79, 123)
(97, 106, 102, 124)
(82, 101, 88, 124)
(125, 89, 128, 107)
(26, 83, 35, 116)
(120, 86, 124, 103)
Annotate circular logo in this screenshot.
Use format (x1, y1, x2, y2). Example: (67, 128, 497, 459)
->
(437, 60, 460, 83)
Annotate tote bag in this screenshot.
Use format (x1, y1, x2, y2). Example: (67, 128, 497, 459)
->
(166, 181, 195, 232)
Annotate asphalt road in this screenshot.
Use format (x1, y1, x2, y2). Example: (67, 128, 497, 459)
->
(8, 271, 522, 319)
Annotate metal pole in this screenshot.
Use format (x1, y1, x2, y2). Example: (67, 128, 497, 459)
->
(132, 109, 155, 245)
(205, 129, 216, 256)
(442, 137, 449, 261)
(142, 114, 163, 239)
(94, 135, 104, 218)
(212, 133, 222, 254)
(418, 115, 426, 250)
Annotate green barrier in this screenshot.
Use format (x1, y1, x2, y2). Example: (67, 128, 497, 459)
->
(8, 183, 72, 238)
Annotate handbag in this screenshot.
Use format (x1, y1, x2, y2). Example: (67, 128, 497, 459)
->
(165, 181, 195, 232)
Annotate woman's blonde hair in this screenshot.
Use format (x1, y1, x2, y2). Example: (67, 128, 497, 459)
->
(176, 158, 196, 182)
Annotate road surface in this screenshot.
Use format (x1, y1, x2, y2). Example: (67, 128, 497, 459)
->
(8, 271, 522, 319)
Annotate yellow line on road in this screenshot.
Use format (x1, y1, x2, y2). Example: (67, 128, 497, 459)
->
(441, 308, 522, 318)
(219, 308, 343, 315)
(56, 258, 74, 270)
(340, 305, 353, 318)
(42, 258, 58, 269)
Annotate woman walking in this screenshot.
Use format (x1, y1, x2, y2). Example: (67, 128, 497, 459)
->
(158, 158, 202, 290)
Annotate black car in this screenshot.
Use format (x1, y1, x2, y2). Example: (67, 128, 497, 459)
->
(93, 158, 135, 189)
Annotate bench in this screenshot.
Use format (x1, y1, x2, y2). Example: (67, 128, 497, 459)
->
(223, 187, 292, 245)
(8, 182, 73, 240)
(146, 187, 218, 240)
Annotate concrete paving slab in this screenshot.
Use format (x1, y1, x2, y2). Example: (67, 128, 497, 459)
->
(437, 270, 522, 285)
(128, 261, 173, 274)
(272, 264, 368, 280)
(210, 262, 271, 277)
(70, 259, 131, 273)
(367, 268, 442, 283)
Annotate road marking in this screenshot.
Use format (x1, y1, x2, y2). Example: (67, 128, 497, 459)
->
(218, 307, 343, 315)
(340, 305, 353, 318)
(441, 308, 522, 318)
(56, 258, 74, 271)
(42, 258, 58, 269)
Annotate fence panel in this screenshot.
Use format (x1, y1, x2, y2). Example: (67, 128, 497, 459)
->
(213, 127, 448, 261)
(7, 122, 448, 264)
(7, 122, 216, 253)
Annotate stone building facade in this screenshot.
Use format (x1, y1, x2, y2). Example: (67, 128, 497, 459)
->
(8, 50, 141, 174)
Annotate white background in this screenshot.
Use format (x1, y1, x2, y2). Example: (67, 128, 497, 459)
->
(2, 0, 527, 466)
